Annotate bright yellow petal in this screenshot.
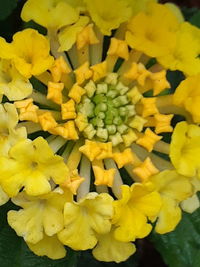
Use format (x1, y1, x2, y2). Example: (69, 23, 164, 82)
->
(27, 234, 66, 260)
(92, 229, 136, 263)
(155, 196, 181, 234)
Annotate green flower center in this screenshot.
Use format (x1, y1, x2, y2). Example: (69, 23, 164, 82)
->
(76, 73, 141, 146)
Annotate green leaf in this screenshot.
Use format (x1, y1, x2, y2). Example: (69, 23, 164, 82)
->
(189, 10, 200, 28)
(150, 207, 200, 267)
(182, 7, 199, 21)
(0, 0, 17, 20)
(0, 202, 78, 267)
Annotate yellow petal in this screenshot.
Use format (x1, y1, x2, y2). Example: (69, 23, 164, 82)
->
(27, 234, 66, 260)
(21, 0, 79, 29)
(92, 229, 136, 263)
(155, 196, 181, 234)
(84, 0, 132, 35)
(58, 192, 113, 250)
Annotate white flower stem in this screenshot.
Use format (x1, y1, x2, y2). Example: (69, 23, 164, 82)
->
(131, 143, 173, 171)
(62, 141, 75, 162)
(17, 122, 42, 134)
(104, 158, 123, 199)
(30, 90, 60, 110)
(48, 28, 72, 69)
(77, 155, 91, 201)
(66, 141, 82, 171)
(77, 45, 89, 66)
(96, 185, 108, 194)
(67, 44, 79, 69)
(154, 140, 170, 154)
(35, 72, 51, 86)
(48, 136, 67, 153)
(46, 135, 57, 143)
(90, 27, 104, 65)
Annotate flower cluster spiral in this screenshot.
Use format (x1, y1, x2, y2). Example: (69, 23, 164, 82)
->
(0, 0, 200, 263)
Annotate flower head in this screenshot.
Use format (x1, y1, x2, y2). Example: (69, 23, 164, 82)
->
(0, 0, 200, 263)
(0, 29, 54, 78)
(0, 137, 68, 196)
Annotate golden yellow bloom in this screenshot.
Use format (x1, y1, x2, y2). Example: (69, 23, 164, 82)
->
(170, 122, 200, 177)
(126, 3, 180, 57)
(84, 0, 132, 35)
(127, 0, 158, 16)
(149, 170, 193, 233)
(21, 0, 79, 30)
(158, 22, 200, 76)
(0, 103, 27, 156)
(0, 186, 9, 206)
(0, 0, 196, 262)
(58, 16, 89, 52)
(58, 192, 113, 250)
(8, 189, 72, 243)
(173, 74, 200, 123)
(0, 59, 32, 100)
(181, 177, 200, 213)
(27, 234, 66, 260)
(0, 137, 68, 196)
(92, 227, 136, 263)
(0, 29, 54, 78)
(113, 183, 161, 242)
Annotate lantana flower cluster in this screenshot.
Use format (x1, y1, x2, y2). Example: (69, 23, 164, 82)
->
(0, 0, 200, 263)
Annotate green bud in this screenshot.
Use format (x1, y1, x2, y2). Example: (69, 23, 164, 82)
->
(113, 96, 129, 107)
(96, 128, 108, 141)
(113, 116, 123, 125)
(96, 83, 108, 94)
(106, 125, 117, 135)
(109, 132, 123, 146)
(92, 94, 107, 104)
(117, 124, 128, 134)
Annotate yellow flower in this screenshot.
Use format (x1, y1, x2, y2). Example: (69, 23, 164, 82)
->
(0, 103, 27, 156)
(8, 189, 72, 244)
(126, 3, 180, 57)
(58, 16, 89, 52)
(64, 0, 86, 12)
(0, 137, 68, 197)
(127, 0, 157, 16)
(0, 29, 54, 78)
(149, 170, 193, 234)
(92, 227, 136, 263)
(21, 0, 79, 30)
(0, 59, 32, 100)
(0, 186, 9, 205)
(181, 177, 200, 213)
(58, 192, 113, 250)
(84, 0, 132, 35)
(173, 74, 200, 123)
(113, 183, 161, 242)
(158, 22, 200, 76)
(27, 234, 66, 260)
(170, 122, 200, 177)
